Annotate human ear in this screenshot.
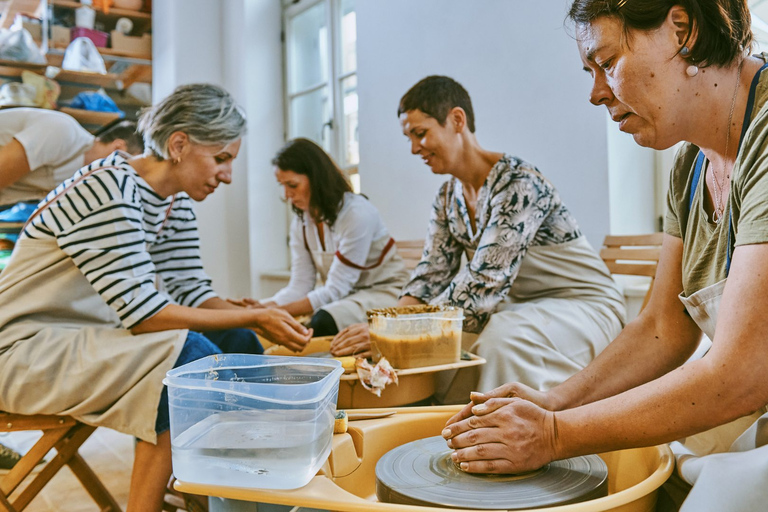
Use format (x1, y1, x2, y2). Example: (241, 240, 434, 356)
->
(166, 131, 189, 160)
(667, 5, 697, 49)
(448, 107, 467, 133)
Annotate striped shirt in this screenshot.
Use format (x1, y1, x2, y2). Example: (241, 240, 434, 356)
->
(23, 152, 217, 329)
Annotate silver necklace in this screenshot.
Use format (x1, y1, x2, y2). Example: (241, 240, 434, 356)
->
(710, 60, 743, 225)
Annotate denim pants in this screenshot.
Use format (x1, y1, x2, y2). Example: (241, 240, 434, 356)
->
(155, 328, 263, 433)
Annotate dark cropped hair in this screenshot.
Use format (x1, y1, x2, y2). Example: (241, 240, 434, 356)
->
(567, 0, 752, 69)
(96, 119, 143, 155)
(272, 138, 352, 226)
(397, 75, 476, 133)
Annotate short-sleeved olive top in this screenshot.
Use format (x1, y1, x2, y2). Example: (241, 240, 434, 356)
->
(665, 53, 768, 297)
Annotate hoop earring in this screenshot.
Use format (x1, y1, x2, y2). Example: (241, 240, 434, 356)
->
(173, 157, 182, 165)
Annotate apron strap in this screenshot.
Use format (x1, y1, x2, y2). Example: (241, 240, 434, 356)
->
(335, 237, 396, 271)
(686, 60, 768, 277)
(24, 164, 176, 238)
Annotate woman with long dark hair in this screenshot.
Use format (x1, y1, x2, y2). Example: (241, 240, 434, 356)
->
(252, 138, 409, 341)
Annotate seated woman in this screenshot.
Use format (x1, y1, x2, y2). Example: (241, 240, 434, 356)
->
(0, 83, 312, 512)
(442, 1, 768, 510)
(247, 138, 409, 338)
(334, 76, 625, 396)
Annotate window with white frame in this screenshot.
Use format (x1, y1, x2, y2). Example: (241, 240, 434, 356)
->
(283, 0, 359, 191)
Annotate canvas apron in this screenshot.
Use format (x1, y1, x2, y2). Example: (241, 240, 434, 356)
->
(665, 139, 768, 510)
(672, 280, 768, 511)
(0, 166, 186, 443)
(437, 237, 625, 403)
(303, 225, 409, 329)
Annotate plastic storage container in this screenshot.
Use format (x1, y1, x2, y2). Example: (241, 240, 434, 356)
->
(368, 305, 464, 369)
(164, 354, 343, 490)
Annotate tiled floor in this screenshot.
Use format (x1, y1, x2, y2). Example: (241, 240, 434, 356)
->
(3, 427, 133, 511)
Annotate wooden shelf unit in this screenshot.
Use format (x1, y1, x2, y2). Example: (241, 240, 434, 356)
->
(0, 0, 152, 132)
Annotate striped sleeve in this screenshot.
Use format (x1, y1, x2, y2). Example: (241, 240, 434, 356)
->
(28, 167, 169, 329)
(151, 195, 217, 308)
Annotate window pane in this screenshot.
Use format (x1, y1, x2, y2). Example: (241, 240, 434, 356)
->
(288, 2, 328, 93)
(341, 75, 358, 167)
(340, 0, 356, 75)
(290, 87, 332, 153)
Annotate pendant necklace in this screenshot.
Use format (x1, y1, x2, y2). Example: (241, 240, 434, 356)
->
(710, 59, 743, 225)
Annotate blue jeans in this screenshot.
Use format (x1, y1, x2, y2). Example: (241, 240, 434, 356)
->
(155, 328, 263, 434)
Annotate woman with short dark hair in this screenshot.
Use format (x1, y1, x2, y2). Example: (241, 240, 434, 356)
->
(442, 1, 768, 509)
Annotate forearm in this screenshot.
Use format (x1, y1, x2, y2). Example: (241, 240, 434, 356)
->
(198, 297, 239, 310)
(547, 306, 700, 410)
(279, 297, 314, 316)
(554, 355, 767, 459)
(130, 303, 266, 334)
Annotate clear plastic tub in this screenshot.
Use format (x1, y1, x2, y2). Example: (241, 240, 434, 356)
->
(368, 305, 464, 369)
(163, 354, 343, 490)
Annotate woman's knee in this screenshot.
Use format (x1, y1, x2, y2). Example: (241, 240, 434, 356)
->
(309, 309, 339, 337)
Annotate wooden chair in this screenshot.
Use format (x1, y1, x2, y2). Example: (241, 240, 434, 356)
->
(396, 239, 425, 271)
(0, 412, 120, 512)
(600, 233, 664, 311)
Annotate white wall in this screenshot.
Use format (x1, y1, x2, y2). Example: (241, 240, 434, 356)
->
(153, 0, 658, 298)
(607, 121, 658, 234)
(356, 0, 611, 248)
(153, 0, 285, 299)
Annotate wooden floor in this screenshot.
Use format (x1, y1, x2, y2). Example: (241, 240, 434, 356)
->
(3, 427, 134, 511)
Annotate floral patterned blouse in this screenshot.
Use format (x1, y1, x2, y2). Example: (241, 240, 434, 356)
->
(401, 154, 585, 333)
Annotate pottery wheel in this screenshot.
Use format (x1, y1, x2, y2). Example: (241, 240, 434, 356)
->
(375, 436, 608, 510)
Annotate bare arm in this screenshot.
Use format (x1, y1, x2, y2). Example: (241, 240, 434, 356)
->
(443, 241, 768, 473)
(276, 297, 314, 317)
(551, 242, 768, 458)
(131, 301, 312, 352)
(547, 234, 701, 409)
(0, 139, 32, 190)
(446, 234, 700, 426)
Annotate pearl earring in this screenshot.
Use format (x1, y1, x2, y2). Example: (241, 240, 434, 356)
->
(680, 47, 698, 76)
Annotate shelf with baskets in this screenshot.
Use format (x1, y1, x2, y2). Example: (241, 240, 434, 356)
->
(0, 0, 152, 132)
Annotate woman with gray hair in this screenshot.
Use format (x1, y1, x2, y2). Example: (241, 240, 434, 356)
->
(0, 83, 312, 511)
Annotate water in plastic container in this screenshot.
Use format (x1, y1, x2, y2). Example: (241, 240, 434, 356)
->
(172, 411, 333, 489)
(164, 354, 343, 490)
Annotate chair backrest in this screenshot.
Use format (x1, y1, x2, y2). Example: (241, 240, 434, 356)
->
(396, 240, 425, 271)
(600, 233, 664, 311)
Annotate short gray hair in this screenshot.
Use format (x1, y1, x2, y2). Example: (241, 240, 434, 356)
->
(138, 83, 247, 159)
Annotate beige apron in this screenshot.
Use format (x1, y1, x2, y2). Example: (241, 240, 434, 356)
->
(669, 279, 768, 510)
(437, 237, 626, 403)
(306, 229, 409, 329)
(0, 179, 186, 443)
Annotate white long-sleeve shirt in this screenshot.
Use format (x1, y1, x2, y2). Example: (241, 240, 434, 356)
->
(267, 192, 391, 310)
